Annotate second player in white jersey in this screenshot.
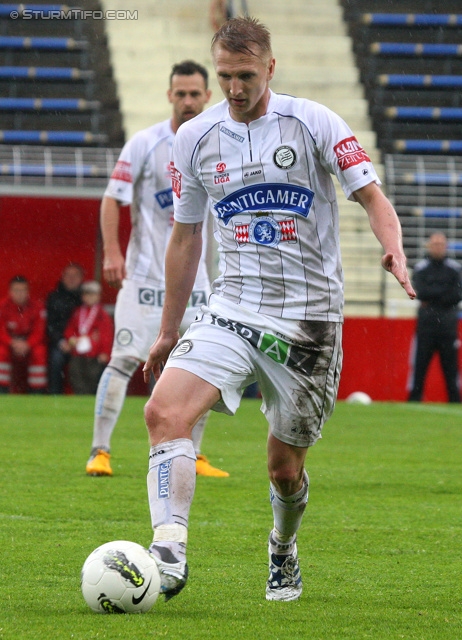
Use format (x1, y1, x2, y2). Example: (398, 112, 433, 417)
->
(171, 90, 379, 322)
(86, 61, 229, 479)
(106, 118, 209, 292)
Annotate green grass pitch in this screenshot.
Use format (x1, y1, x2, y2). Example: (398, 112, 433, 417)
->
(0, 395, 461, 639)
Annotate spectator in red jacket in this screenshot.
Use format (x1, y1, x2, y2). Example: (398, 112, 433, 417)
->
(0, 275, 47, 393)
(61, 280, 113, 394)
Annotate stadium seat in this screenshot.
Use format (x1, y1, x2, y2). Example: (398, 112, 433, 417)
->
(393, 140, 462, 153)
(384, 107, 462, 121)
(0, 98, 100, 111)
(377, 74, 462, 88)
(0, 66, 93, 80)
(447, 241, 462, 251)
(412, 207, 462, 218)
(0, 36, 87, 50)
(370, 43, 462, 57)
(0, 130, 107, 145)
(0, 163, 108, 177)
(361, 13, 462, 28)
(397, 172, 462, 185)
(0, 5, 77, 18)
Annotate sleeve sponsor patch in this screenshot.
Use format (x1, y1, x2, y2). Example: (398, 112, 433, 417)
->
(333, 136, 371, 171)
(110, 160, 132, 183)
(169, 161, 182, 198)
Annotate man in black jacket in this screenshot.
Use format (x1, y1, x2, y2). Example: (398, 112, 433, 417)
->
(408, 233, 462, 402)
(46, 263, 84, 393)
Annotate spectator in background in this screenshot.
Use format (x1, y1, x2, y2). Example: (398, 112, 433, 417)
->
(61, 281, 113, 394)
(408, 232, 462, 403)
(209, 0, 249, 31)
(46, 263, 84, 394)
(0, 275, 47, 393)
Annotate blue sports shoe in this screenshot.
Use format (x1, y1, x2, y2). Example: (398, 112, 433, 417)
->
(149, 544, 188, 602)
(266, 536, 302, 602)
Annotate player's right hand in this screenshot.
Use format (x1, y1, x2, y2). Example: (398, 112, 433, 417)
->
(103, 251, 126, 288)
(143, 331, 180, 383)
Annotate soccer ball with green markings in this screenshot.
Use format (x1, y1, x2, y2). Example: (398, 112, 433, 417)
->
(81, 540, 161, 613)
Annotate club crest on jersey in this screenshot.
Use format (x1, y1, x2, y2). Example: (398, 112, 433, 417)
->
(234, 216, 298, 247)
(334, 136, 371, 171)
(169, 161, 182, 198)
(273, 146, 297, 170)
(155, 187, 173, 209)
(214, 183, 314, 224)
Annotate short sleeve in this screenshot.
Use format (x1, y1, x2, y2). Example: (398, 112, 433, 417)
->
(311, 103, 381, 201)
(104, 132, 148, 206)
(171, 126, 209, 224)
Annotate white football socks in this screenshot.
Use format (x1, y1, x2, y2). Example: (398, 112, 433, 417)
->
(91, 356, 139, 451)
(270, 470, 309, 554)
(191, 411, 209, 455)
(147, 439, 196, 562)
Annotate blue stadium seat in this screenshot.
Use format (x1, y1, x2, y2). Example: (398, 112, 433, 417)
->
(0, 5, 77, 18)
(393, 140, 462, 153)
(361, 14, 462, 28)
(399, 173, 462, 186)
(0, 66, 93, 80)
(0, 130, 107, 144)
(0, 36, 87, 50)
(413, 207, 462, 218)
(370, 43, 462, 57)
(378, 74, 462, 88)
(385, 107, 462, 121)
(0, 163, 107, 177)
(0, 98, 100, 111)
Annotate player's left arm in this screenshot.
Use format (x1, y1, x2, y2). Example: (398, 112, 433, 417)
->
(353, 182, 416, 300)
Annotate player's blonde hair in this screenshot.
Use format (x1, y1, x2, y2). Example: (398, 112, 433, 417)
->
(211, 16, 272, 61)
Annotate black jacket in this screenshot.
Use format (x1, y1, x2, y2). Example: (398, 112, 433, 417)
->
(46, 282, 82, 346)
(412, 256, 462, 310)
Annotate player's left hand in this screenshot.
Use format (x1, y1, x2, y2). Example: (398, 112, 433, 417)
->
(142, 331, 180, 383)
(381, 252, 416, 299)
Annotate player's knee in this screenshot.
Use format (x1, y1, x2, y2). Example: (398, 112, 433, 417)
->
(144, 393, 172, 436)
(269, 465, 304, 496)
(108, 356, 139, 378)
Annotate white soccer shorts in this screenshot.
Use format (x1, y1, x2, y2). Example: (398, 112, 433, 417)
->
(111, 278, 211, 361)
(164, 302, 343, 448)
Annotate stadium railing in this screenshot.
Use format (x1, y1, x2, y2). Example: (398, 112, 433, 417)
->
(0, 144, 120, 189)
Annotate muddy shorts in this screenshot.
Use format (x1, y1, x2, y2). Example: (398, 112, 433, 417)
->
(164, 299, 343, 448)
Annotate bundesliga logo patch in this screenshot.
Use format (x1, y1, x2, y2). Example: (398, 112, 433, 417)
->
(334, 136, 371, 171)
(234, 216, 298, 247)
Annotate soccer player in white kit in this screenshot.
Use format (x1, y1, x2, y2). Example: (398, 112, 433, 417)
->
(86, 61, 229, 478)
(142, 18, 416, 602)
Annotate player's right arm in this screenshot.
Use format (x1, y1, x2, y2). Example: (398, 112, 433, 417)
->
(143, 219, 203, 382)
(100, 196, 126, 288)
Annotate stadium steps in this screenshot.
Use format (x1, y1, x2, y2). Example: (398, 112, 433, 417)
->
(0, 2, 124, 146)
(100, 0, 386, 316)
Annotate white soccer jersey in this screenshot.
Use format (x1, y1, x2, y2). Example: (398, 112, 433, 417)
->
(171, 91, 381, 321)
(105, 119, 209, 289)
